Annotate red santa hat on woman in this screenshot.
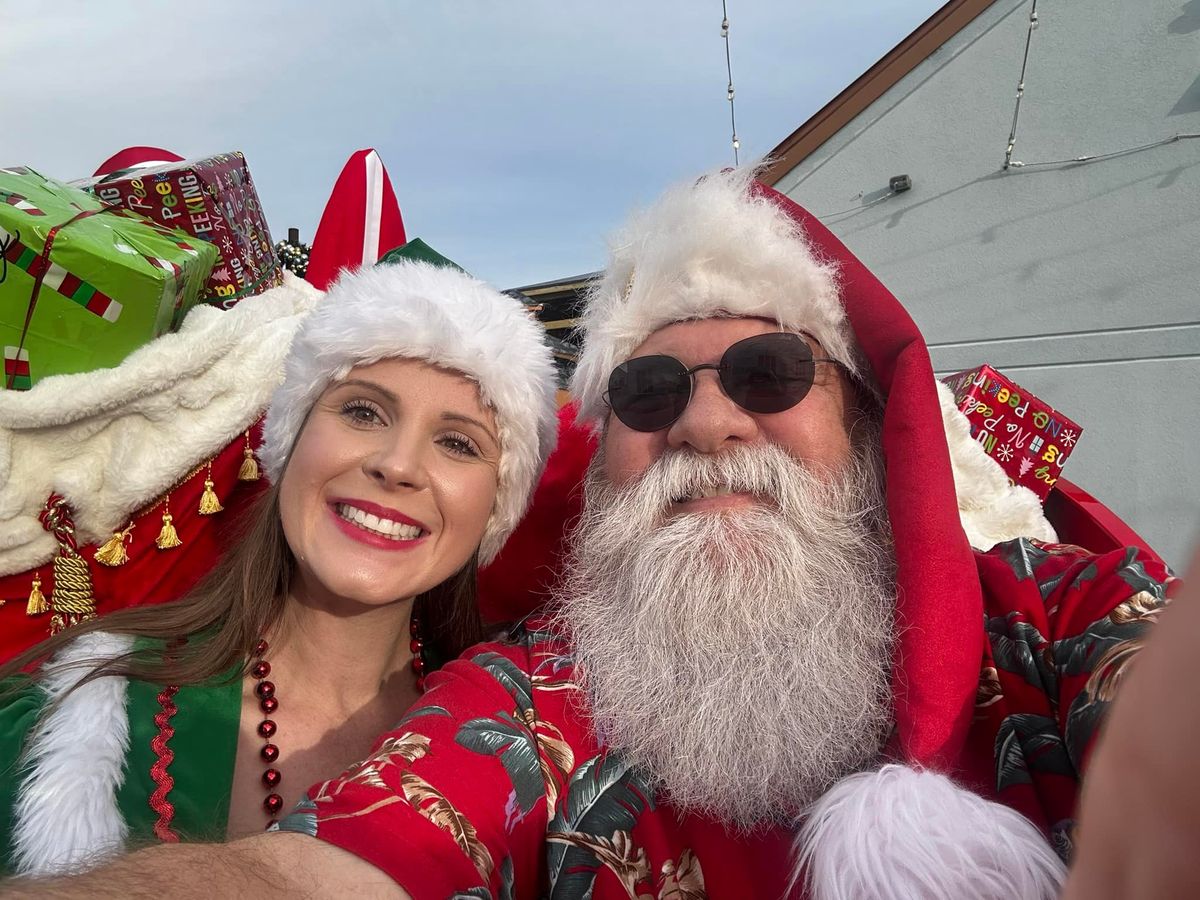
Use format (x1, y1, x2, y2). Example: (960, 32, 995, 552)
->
(569, 167, 1064, 899)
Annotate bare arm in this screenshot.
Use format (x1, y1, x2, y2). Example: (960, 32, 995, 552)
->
(2, 833, 411, 900)
(1063, 546, 1198, 900)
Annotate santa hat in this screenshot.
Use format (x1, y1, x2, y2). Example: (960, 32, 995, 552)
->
(261, 241, 558, 564)
(92, 146, 184, 178)
(572, 167, 862, 425)
(569, 168, 1063, 899)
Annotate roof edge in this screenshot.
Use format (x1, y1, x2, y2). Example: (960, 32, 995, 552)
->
(759, 0, 999, 187)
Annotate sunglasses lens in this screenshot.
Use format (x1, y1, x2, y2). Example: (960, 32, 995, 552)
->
(721, 333, 815, 414)
(608, 356, 691, 431)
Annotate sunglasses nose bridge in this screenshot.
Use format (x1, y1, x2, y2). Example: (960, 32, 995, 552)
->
(683, 361, 734, 402)
(676, 361, 746, 424)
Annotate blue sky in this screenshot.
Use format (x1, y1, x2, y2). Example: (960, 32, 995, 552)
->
(1, 0, 943, 288)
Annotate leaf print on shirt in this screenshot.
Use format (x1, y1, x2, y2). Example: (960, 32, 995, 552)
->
(471, 650, 535, 714)
(457, 707, 576, 825)
(396, 704, 453, 727)
(546, 751, 657, 900)
(1113, 546, 1172, 599)
(1059, 590, 1164, 766)
(274, 792, 319, 837)
(330, 731, 431, 793)
(657, 849, 706, 900)
(400, 770, 495, 882)
(447, 858, 514, 900)
(986, 613, 1057, 700)
(457, 712, 545, 816)
(524, 627, 580, 693)
(994, 712, 1076, 793)
(975, 666, 1004, 712)
(996, 538, 1049, 582)
(547, 829, 649, 898)
(457, 648, 577, 825)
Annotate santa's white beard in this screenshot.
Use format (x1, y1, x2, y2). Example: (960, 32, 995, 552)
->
(557, 435, 897, 830)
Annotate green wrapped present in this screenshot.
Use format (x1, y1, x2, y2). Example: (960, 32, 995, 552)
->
(0, 167, 217, 389)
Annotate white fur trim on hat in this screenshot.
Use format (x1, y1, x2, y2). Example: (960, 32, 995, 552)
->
(260, 261, 558, 564)
(571, 166, 858, 427)
(792, 764, 1066, 900)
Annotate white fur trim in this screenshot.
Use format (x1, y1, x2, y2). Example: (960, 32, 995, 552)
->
(938, 381, 1057, 551)
(0, 274, 322, 577)
(793, 765, 1066, 900)
(12, 632, 134, 876)
(261, 262, 558, 564)
(571, 166, 859, 427)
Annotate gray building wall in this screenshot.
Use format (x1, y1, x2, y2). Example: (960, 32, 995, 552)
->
(773, 0, 1200, 571)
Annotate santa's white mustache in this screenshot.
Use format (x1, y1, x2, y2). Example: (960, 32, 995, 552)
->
(607, 439, 885, 532)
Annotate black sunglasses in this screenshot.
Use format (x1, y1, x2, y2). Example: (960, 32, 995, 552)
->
(605, 332, 845, 432)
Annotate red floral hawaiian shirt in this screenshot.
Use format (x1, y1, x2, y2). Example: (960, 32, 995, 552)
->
(275, 539, 1175, 899)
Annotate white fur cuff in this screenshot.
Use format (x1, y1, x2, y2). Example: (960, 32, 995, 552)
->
(792, 765, 1066, 900)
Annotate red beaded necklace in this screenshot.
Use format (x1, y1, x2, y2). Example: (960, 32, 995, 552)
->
(250, 615, 427, 827)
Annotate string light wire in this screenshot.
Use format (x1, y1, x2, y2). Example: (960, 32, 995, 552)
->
(1003, 0, 1039, 170)
(721, 1, 740, 165)
(1009, 132, 1200, 170)
(1001, 2, 1196, 171)
(815, 190, 897, 222)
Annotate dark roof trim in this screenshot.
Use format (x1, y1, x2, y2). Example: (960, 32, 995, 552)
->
(759, 0, 998, 186)
(512, 273, 599, 297)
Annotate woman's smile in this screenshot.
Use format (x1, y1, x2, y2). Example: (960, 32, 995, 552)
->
(328, 499, 429, 549)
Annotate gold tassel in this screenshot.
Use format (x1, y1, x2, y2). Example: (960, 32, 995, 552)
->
(157, 514, 182, 549)
(198, 461, 224, 515)
(94, 523, 134, 567)
(26, 573, 48, 616)
(49, 554, 97, 630)
(238, 431, 260, 481)
(156, 497, 183, 550)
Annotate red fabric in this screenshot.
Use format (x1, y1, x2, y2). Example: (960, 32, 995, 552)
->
(284, 622, 796, 899)
(477, 403, 596, 625)
(305, 149, 407, 291)
(93, 147, 184, 178)
(751, 183, 984, 769)
(285, 542, 1175, 895)
(956, 541, 1179, 846)
(1045, 477, 1156, 556)
(0, 424, 268, 664)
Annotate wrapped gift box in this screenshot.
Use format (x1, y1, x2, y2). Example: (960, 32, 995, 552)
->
(943, 363, 1083, 501)
(0, 166, 217, 389)
(92, 152, 282, 308)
